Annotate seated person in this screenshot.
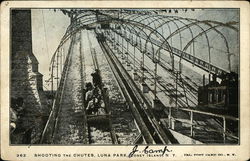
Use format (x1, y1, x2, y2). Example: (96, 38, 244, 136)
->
(85, 82, 93, 106)
(86, 86, 103, 115)
(91, 69, 102, 88)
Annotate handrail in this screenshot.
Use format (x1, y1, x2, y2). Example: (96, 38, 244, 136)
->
(171, 106, 239, 121)
(165, 106, 238, 143)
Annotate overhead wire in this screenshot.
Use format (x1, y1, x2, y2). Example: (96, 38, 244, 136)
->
(42, 10, 50, 61)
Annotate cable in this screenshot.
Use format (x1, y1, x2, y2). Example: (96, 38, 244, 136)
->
(42, 10, 50, 60)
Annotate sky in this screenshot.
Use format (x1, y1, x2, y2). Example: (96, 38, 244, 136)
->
(31, 9, 239, 90)
(31, 9, 70, 90)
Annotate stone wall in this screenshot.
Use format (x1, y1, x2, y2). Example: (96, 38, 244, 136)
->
(11, 9, 48, 144)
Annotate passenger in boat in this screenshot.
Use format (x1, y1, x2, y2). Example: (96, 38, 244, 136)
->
(85, 82, 103, 115)
(85, 82, 93, 103)
(91, 69, 101, 88)
(92, 86, 102, 114)
(85, 82, 94, 114)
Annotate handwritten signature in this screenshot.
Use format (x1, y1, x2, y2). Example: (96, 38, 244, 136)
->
(128, 145, 172, 158)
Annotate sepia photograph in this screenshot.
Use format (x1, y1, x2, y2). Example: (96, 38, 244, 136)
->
(1, 1, 249, 160)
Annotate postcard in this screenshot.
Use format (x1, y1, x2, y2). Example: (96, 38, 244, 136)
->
(1, 1, 249, 160)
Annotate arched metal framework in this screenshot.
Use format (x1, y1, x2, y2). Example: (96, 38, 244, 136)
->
(49, 9, 239, 93)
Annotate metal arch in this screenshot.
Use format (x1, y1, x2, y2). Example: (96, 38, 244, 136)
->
(147, 16, 165, 36)
(135, 14, 158, 29)
(50, 14, 176, 70)
(142, 15, 212, 59)
(194, 21, 233, 71)
(159, 19, 210, 64)
(121, 13, 161, 32)
(65, 17, 96, 37)
(70, 10, 98, 23)
(49, 10, 238, 80)
(132, 13, 234, 65)
(143, 16, 183, 55)
(126, 13, 147, 21)
(182, 24, 232, 71)
(121, 12, 147, 21)
(148, 15, 196, 70)
(103, 12, 165, 48)
(52, 16, 176, 66)
(121, 13, 162, 40)
(128, 26, 144, 51)
(124, 20, 161, 56)
(52, 11, 235, 73)
(117, 22, 155, 54)
(136, 15, 187, 38)
(121, 24, 143, 51)
(104, 14, 164, 55)
(144, 15, 195, 53)
(110, 20, 157, 71)
(173, 18, 234, 71)
(110, 19, 175, 61)
(142, 16, 179, 61)
(135, 15, 162, 55)
(148, 15, 195, 42)
(120, 13, 174, 51)
(181, 21, 232, 52)
(142, 22, 175, 61)
(120, 12, 163, 53)
(122, 13, 175, 42)
(121, 13, 163, 33)
(67, 16, 97, 29)
(154, 19, 212, 73)
(187, 18, 238, 32)
(151, 15, 227, 73)
(50, 16, 162, 67)
(165, 17, 232, 54)
(120, 13, 181, 61)
(170, 16, 237, 72)
(137, 16, 206, 68)
(71, 13, 96, 23)
(136, 15, 173, 46)
(168, 17, 224, 65)
(123, 11, 238, 32)
(52, 17, 148, 68)
(50, 15, 100, 68)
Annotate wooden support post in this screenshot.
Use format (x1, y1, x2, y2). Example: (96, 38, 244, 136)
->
(203, 74, 205, 87)
(223, 117, 226, 143)
(168, 107, 172, 128)
(190, 111, 193, 137)
(142, 51, 145, 83)
(154, 62, 157, 100)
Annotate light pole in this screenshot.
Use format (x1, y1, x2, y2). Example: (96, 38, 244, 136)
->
(133, 35, 139, 81)
(51, 61, 54, 100)
(56, 51, 59, 90)
(152, 47, 162, 110)
(140, 42, 148, 93)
